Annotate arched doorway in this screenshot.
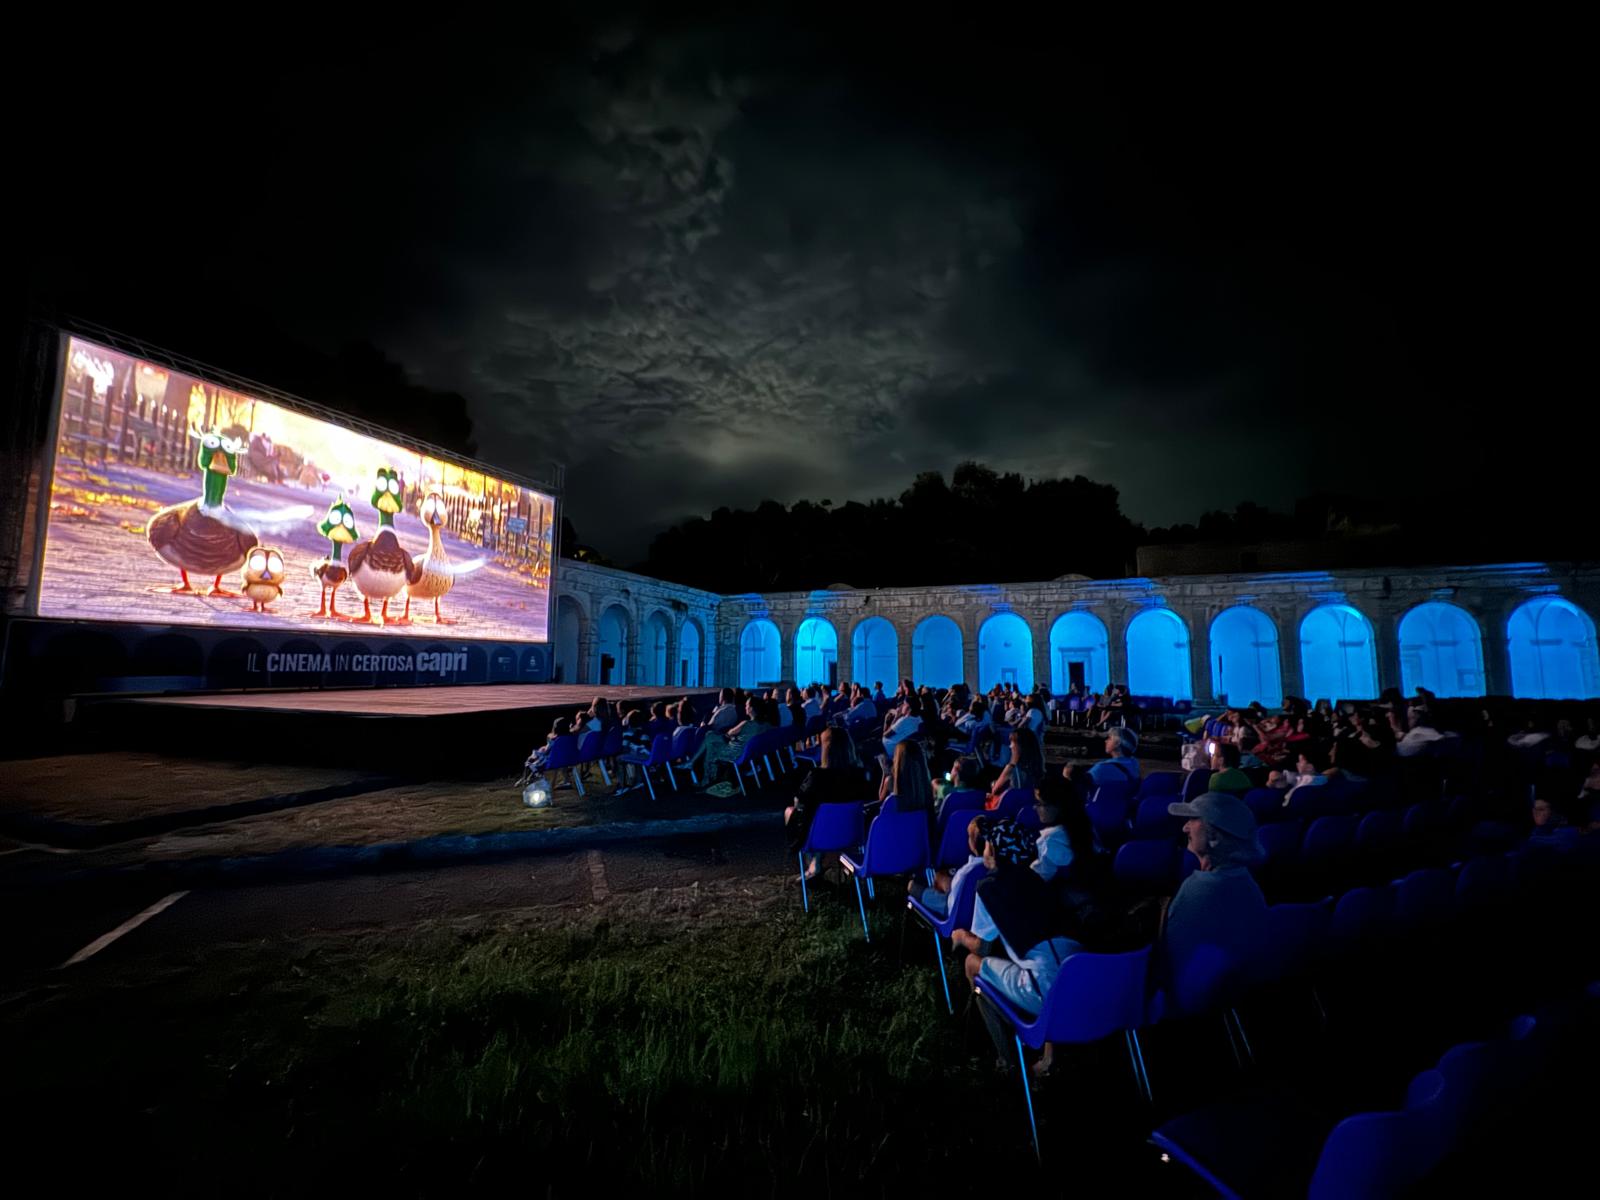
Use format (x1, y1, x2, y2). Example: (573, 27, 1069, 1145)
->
(978, 613, 1033, 692)
(1048, 611, 1109, 695)
(679, 619, 702, 687)
(554, 595, 582, 684)
(1398, 602, 1484, 698)
(596, 605, 630, 687)
(1507, 597, 1600, 699)
(851, 617, 898, 689)
(739, 619, 782, 689)
(1209, 606, 1282, 707)
(912, 615, 964, 689)
(794, 617, 839, 687)
(642, 611, 672, 686)
(1126, 608, 1192, 700)
(1299, 604, 1378, 703)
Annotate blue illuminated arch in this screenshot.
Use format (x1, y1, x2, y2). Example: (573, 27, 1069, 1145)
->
(912, 614, 965, 688)
(850, 617, 898, 688)
(738, 618, 782, 689)
(596, 604, 630, 687)
(1507, 597, 1600, 699)
(1126, 607, 1192, 700)
(679, 619, 703, 688)
(794, 617, 839, 687)
(1300, 604, 1378, 703)
(554, 595, 583, 684)
(1210, 605, 1282, 707)
(978, 612, 1034, 692)
(1398, 602, 1483, 698)
(642, 611, 672, 686)
(1049, 611, 1110, 694)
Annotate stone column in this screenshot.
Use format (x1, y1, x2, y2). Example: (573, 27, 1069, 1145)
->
(1273, 603, 1303, 703)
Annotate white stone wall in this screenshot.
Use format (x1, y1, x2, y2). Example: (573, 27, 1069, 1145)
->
(553, 560, 1600, 699)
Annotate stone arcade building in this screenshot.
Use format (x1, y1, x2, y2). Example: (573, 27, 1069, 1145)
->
(551, 560, 1600, 705)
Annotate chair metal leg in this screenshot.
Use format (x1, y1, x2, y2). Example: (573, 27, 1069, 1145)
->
(737, 765, 747, 795)
(643, 770, 657, 801)
(1016, 1032, 1041, 1162)
(571, 768, 585, 797)
(665, 763, 677, 789)
(1126, 1029, 1153, 1105)
(853, 874, 870, 940)
(764, 754, 776, 781)
(867, 877, 876, 901)
(933, 927, 952, 1014)
(598, 760, 611, 787)
(799, 852, 810, 913)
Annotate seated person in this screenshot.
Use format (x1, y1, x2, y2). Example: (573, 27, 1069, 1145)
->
(1528, 795, 1582, 850)
(1206, 742, 1254, 795)
(987, 727, 1045, 809)
(1086, 726, 1141, 790)
(644, 701, 675, 739)
(524, 717, 572, 773)
(909, 813, 991, 916)
(1269, 746, 1329, 790)
(936, 756, 987, 825)
(787, 728, 868, 872)
(1395, 708, 1449, 757)
(802, 686, 824, 720)
(881, 694, 925, 756)
(1030, 779, 1074, 883)
(846, 687, 879, 725)
(1507, 718, 1552, 750)
(705, 688, 741, 733)
(954, 818, 1080, 1076)
(953, 698, 990, 736)
(876, 740, 937, 836)
(1159, 792, 1268, 1014)
(686, 697, 772, 785)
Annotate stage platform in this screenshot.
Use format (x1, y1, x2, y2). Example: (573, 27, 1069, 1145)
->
(77, 683, 719, 774)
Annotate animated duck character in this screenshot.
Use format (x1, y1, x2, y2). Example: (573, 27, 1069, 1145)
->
(146, 427, 259, 596)
(347, 466, 421, 625)
(404, 491, 458, 624)
(308, 496, 358, 619)
(241, 547, 285, 612)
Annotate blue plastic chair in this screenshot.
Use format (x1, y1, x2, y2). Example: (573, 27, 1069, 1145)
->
(1330, 884, 1396, 948)
(1301, 814, 1359, 872)
(1305, 1069, 1450, 1200)
(539, 733, 586, 795)
(933, 814, 978, 869)
(1132, 795, 1185, 840)
(977, 945, 1153, 1160)
(1355, 809, 1405, 859)
(839, 809, 931, 940)
(1256, 819, 1304, 872)
(574, 729, 609, 787)
(1181, 768, 1213, 803)
(1244, 787, 1286, 825)
(796, 801, 866, 913)
(730, 729, 781, 794)
(992, 787, 1033, 819)
(935, 788, 986, 839)
(666, 726, 702, 786)
(618, 733, 673, 800)
(906, 860, 989, 1013)
(1394, 866, 1457, 932)
(1135, 771, 1184, 801)
(1013, 805, 1043, 832)
(1455, 852, 1512, 914)
(1113, 839, 1181, 895)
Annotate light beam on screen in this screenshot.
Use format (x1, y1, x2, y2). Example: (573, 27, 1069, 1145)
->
(35, 335, 555, 643)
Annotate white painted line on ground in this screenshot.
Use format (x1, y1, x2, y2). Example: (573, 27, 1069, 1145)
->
(586, 850, 609, 902)
(59, 891, 190, 968)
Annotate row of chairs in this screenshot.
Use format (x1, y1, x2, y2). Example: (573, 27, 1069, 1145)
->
(1055, 693, 1192, 731)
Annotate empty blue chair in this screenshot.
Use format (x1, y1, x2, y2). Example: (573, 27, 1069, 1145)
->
(1014, 805, 1043, 832)
(1285, 782, 1332, 821)
(1395, 867, 1457, 932)
(1114, 839, 1181, 895)
(992, 787, 1033, 819)
(1136, 771, 1184, 801)
(574, 729, 610, 787)
(1331, 884, 1396, 949)
(1181, 768, 1213, 803)
(1301, 814, 1359, 872)
(1305, 1069, 1450, 1200)
(977, 946, 1153, 1159)
(933, 813, 978, 869)
(1355, 809, 1405, 859)
(1256, 819, 1304, 872)
(1244, 787, 1286, 825)
(1254, 897, 1334, 985)
(907, 859, 989, 1013)
(539, 733, 587, 796)
(1455, 852, 1512, 914)
(667, 726, 705, 785)
(1086, 785, 1135, 852)
(839, 808, 931, 940)
(935, 788, 985, 839)
(1132, 795, 1185, 841)
(618, 733, 674, 800)
(796, 801, 865, 913)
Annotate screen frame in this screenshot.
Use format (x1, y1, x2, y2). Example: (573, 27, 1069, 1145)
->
(28, 323, 563, 643)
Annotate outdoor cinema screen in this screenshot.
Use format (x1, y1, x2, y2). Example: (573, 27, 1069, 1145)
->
(36, 336, 554, 642)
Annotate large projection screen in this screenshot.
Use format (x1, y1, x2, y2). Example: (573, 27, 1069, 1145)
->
(35, 335, 554, 642)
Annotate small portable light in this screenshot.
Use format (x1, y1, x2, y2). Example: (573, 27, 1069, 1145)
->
(522, 776, 552, 808)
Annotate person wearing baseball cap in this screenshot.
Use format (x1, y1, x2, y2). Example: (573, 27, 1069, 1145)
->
(1159, 792, 1268, 1014)
(1087, 725, 1142, 790)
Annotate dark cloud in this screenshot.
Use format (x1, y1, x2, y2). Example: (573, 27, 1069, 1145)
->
(15, 13, 1590, 564)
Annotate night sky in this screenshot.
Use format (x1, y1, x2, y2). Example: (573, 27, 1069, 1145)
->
(13, 12, 1589, 564)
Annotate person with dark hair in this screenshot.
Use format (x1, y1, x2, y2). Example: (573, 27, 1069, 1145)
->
(645, 701, 675, 739)
(787, 727, 869, 869)
(987, 727, 1045, 808)
(1528, 795, 1582, 850)
(1087, 726, 1141, 790)
(685, 695, 772, 790)
(881, 692, 925, 756)
(1031, 778, 1074, 883)
(705, 687, 740, 733)
(676, 696, 698, 727)
(1271, 746, 1329, 791)
(524, 716, 572, 774)
(910, 813, 990, 916)
(878, 740, 936, 834)
(936, 756, 987, 825)
(1207, 741, 1253, 795)
(954, 818, 1079, 1074)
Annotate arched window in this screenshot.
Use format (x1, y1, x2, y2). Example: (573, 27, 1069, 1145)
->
(1126, 608, 1192, 700)
(1209, 606, 1281, 707)
(850, 617, 898, 689)
(978, 612, 1034, 692)
(1507, 597, 1600, 699)
(596, 605, 630, 687)
(1397, 602, 1483, 698)
(642, 611, 672, 686)
(1048, 611, 1110, 694)
(1299, 604, 1378, 703)
(555, 596, 582, 684)
(738, 619, 781, 689)
(912, 615, 964, 688)
(793, 617, 839, 687)
(679, 619, 702, 688)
